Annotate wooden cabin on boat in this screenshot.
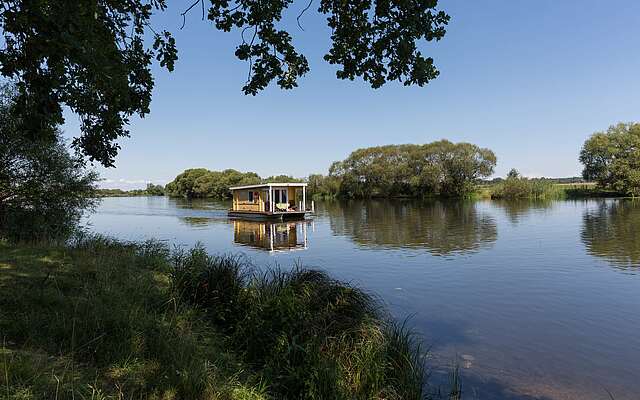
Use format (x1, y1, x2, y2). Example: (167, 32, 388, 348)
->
(228, 182, 309, 220)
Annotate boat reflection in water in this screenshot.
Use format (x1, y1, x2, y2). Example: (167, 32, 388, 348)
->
(233, 220, 311, 252)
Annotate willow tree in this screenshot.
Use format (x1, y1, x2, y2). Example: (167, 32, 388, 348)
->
(328, 140, 496, 198)
(0, 0, 449, 167)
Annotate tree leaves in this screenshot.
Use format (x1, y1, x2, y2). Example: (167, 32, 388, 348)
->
(207, 0, 449, 92)
(0, 0, 449, 167)
(580, 123, 640, 196)
(320, 0, 449, 88)
(327, 140, 496, 198)
(0, 0, 176, 167)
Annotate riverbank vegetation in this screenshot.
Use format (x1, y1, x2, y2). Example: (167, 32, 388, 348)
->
(97, 184, 165, 197)
(164, 168, 323, 199)
(166, 140, 497, 200)
(0, 236, 432, 399)
(164, 169, 304, 199)
(488, 169, 562, 200)
(163, 135, 629, 201)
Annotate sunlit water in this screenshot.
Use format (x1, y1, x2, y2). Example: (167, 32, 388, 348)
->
(85, 197, 640, 400)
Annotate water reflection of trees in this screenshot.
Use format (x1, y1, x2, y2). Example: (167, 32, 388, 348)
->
(170, 197, 230, 211)
(581, 200, 640, 269)
(171, 198, 231, 225)
(324, 200, 497, 255)
(491, 199, 554, 224)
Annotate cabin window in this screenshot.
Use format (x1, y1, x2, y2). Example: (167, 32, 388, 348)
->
(248, 191, 254, 202)
(274, 190, 280, 203)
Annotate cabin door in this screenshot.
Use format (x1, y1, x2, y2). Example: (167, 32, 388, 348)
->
(274, 189, 288, 205)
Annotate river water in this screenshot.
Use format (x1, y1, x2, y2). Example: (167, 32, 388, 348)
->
(85, 197, 640, 400)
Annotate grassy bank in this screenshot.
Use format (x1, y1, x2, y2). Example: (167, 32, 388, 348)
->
(0, 236, 430, 399)
(475, 182, 624, 200)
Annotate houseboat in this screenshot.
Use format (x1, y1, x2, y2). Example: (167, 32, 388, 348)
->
(228, 182, 310, 220)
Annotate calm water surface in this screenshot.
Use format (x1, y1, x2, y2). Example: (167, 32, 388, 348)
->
(85, 197, 640, 400)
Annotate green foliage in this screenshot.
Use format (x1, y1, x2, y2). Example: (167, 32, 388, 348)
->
(171, 250, 428, 400)
(97, 183, 166, 197)
(145, 183, 166, 196)
(489, 169, 560, 200)
(1, 236, 431, 399)
(166, 168, 261, 199)
(262, 175, 304, 183)
(307, 174, 342, 198)
(0, 236, 264, 399)
(579, 122, 640, 196)
(1, 0, 449, 166)
(171, 247, 250, 328)
(165, 171, 305, 199)
(0, 85, 98, 242)
(0, 1, 177, 167)
(207, 0, 449, 94)
(325, 140, 496, 198)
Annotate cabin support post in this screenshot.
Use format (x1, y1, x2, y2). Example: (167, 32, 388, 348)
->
(302, 186, 306, 212)
(269, 186, 273, 214)
(303, 221, 308, 249)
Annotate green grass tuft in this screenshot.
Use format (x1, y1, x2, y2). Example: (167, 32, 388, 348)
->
(171, 250, 428, 399)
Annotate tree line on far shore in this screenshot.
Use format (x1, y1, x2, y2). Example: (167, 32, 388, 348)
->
(163, 170, 303, 199)
(149, 124, 640, 201)
(163, 140, 498, 199)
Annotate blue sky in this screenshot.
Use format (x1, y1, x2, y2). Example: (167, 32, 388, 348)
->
(63, 0, 640, 189)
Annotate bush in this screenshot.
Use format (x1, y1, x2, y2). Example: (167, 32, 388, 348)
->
(171, 246, 250, 327)
(490, 169, 560, 200)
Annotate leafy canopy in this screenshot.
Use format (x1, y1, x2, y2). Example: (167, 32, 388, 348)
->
(327, 140, 496, 198)
(165, 168, 262, 198)
(0, 0, 449, 167)
(579, 122, 640, 196)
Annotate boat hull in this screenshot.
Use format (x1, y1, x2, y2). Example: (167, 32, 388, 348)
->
(228, 210, 307, 221)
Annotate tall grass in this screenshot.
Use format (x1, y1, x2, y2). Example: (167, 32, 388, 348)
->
(489, 178, 564, 200)
(1, 236, 433, 399)
(0, 236, 264, 399)
(171, 246, 427, 399)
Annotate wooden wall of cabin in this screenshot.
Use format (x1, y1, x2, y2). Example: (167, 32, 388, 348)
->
(288, 187, 296, 207)
(233, 189, 263, 212)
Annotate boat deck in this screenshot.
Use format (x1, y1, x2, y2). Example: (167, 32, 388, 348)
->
(228, 210, 307, 221)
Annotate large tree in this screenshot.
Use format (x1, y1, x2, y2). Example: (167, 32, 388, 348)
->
(579, 122, 640, 196)
(0, 84, 98, 241)
(0, 0, 449, 167)
(326, 140, 496, 198)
